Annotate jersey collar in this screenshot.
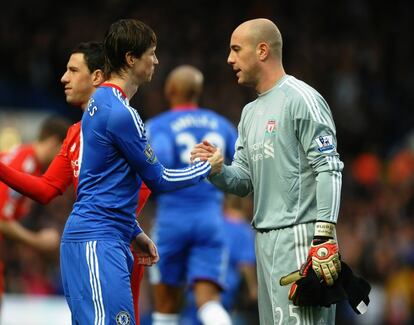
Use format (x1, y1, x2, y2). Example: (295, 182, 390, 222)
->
(171, 104, 198, 111)
(101, 83, 127, 99)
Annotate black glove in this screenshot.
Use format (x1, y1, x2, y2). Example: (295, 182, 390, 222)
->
(280, 261, 371, 314)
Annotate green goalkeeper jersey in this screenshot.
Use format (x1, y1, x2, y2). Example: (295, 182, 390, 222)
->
(210, 75, 344, 229)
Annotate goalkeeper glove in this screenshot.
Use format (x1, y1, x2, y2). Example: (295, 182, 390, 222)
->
(302, 221, 341, 286)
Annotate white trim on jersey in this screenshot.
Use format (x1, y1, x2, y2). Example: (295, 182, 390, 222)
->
(86, 241, 105, 325)
(285, 78, 333, 128)
(295, 145, 302, 224)
(293, 224, 308, 270)
(293, 224, 314, 325)
(295, 78, 332, 127)
(112, 88, 145, 138)
(162, 162, 211, 181)
(326, 156, 342, 222)
(163, 161, 208, 173)
(78, 128, 84, 177)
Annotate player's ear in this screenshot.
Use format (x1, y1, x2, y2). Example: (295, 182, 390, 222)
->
(125, 52, 136, 68)
(257, 42, 270, 61)
(92, 69, 105, 86)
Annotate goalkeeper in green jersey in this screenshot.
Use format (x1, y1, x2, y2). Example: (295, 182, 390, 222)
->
(191, 18, 343, 324)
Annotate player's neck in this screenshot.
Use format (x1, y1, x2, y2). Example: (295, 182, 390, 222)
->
(32, 141, 50, 166)
(256, 64, 286, 94)
(106, 76, 138, 100)
(171, 99, 198, 110)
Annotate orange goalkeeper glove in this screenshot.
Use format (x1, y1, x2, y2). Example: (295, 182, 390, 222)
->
(303, 221, 341, 286)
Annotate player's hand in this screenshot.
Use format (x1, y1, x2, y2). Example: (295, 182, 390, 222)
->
(132, 232, 159, 266)
(301, 221, 341, 286)
(304, 238, 340, 286)
(207, 147, 223, 176)
(190, 140, 217, 163)
(34, 228, 60, 252)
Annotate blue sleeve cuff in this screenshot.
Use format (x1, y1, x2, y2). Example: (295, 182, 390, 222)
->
(131, 220, 143, 241)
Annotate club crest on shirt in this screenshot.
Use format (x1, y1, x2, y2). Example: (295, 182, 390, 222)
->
(116, 311, 131, 325)
(315, 135, 335, 153)
(144, 143, 157, 164)
(265, 119, 277, 135)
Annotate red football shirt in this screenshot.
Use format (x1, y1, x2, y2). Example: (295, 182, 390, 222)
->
(0, 122, 150, 323)
(0, 144, 42, 295)
(0, 144, 41, 221)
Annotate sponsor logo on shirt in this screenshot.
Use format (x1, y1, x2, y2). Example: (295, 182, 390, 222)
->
(71, 159, 80, 177)
(315, 135, 335, 153)
(251, 139, 275, 161)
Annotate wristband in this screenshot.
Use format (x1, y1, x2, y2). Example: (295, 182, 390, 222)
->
(314, 221, 335, 238)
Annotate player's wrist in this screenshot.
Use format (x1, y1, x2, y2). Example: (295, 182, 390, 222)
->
(313, 221, 336, 241)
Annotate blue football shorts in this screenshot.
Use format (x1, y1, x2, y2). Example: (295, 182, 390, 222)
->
(60, 240, 135, 325)
(149, 208, 228, 289)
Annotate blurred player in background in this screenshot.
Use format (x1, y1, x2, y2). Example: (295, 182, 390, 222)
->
(0, 41, 152, 324)
(0, 116, 70, 308)
(61, 19, 216, 325)
(191, 18, 344, 324)
(146, 65, 237, 325)
(180, 193, 257, 325)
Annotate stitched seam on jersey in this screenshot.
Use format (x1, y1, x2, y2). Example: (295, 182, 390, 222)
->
(233, 160, 250, 177)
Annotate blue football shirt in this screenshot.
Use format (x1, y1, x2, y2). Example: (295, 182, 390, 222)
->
(63, 85, 211, 243)
(146, 106, 238, 213)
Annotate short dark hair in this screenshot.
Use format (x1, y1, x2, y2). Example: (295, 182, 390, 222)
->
(37, 116, 71, 143)
(71, 41, 105, 73)
(104, 19, 157, 75)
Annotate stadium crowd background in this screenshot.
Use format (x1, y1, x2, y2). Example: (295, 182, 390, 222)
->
(0, 0, 413, 324)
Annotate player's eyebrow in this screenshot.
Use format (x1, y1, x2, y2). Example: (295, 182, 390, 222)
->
(230, 45, 241, 51)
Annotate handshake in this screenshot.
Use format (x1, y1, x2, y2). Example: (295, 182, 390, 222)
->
(190, 140, 223, 176)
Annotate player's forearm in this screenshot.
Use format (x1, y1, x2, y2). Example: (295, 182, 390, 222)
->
(0, 220, 37, 246)
(0, 162, 60, 204)
(315, 170, 342, 223)
(209, 164, 253, 197)
(240, 264, 258, 301)
(144, 161, 212, 194)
